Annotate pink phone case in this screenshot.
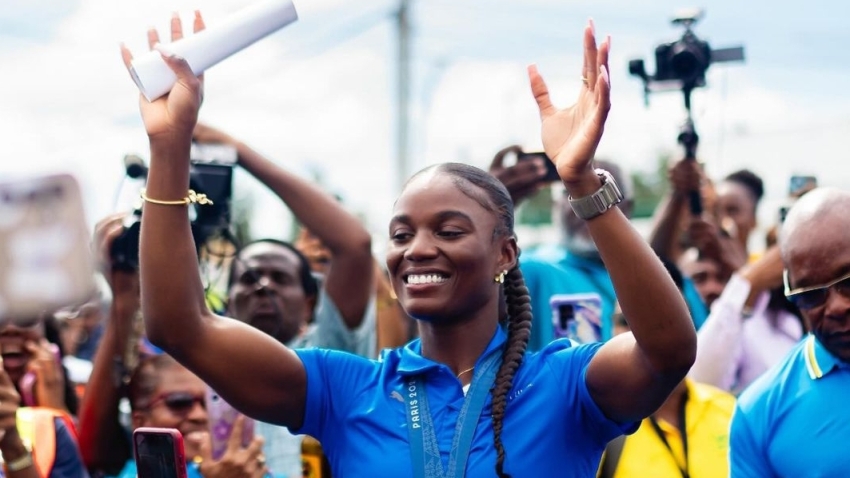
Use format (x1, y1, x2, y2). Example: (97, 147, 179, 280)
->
(133, 427, 187, 478)
(206, 386, 255, 460)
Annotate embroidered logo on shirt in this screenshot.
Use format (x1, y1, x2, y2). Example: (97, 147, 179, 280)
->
(390, 390, 405, 403)
(507, 382, 533, 403)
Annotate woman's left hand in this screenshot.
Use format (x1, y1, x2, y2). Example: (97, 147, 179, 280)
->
(529, 20, 611, 189)
(25, 339, 66, 411)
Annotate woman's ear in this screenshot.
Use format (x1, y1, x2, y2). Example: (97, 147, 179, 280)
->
(497, 236, 519, 274)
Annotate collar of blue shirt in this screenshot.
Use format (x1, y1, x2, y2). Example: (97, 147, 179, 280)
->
(396, 326, 507, 377)
(804, 334, 849, 380)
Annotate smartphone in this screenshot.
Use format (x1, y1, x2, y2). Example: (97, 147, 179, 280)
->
(0, 174, 96, 321)
(133, 427, 187, 478)
(550, 293, 603, 344)
(206, 386, 255, 460)
(788, 175, 817, 198)
(517, 152, 561, 183)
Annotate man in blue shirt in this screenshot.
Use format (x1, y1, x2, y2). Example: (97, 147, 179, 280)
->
(730, 187, 850, 477)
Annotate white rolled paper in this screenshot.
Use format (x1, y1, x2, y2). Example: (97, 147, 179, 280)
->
(129, 0, 299, 102)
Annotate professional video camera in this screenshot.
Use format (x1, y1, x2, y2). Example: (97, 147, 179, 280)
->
(110, 144, 238, 271)
(628, 9, 744, 214)
(628, 8, 744, 111)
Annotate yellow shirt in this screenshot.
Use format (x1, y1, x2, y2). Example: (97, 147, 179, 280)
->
(604, 379, 735, 478)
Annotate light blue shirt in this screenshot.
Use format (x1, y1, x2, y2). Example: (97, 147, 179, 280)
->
(730, 334, 850, 477)
(290, 326, 637, 477)
(258, 289, 376, 478)
(521, 248, 708, 351)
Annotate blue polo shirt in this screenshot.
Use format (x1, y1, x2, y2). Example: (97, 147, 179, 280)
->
(730, 334, 850, 477)
(292, 326, 637, 477)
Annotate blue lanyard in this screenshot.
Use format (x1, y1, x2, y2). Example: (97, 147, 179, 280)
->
(405, 349, 502, 478)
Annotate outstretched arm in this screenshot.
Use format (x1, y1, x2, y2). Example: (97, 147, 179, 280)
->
(193, 123, 373, 328)
(530, 21, 696, 423)
(124, 12, 306, 428)
(78, 215, 136, 473)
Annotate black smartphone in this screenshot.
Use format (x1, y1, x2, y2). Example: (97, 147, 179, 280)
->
(133, 428, 187, 478)
(517, 152, 561, 183)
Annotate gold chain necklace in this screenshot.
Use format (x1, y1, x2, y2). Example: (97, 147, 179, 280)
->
(456, 367, 475, 379)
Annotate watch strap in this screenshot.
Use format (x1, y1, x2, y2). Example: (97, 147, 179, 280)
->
(568, 169, 624, 220)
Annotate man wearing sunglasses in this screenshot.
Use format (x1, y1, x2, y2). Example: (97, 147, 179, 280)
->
(730, 187, 850, 477)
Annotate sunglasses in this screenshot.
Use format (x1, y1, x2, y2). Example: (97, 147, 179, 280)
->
(146, 392, 206, 414)
(783, 269, 850, 310)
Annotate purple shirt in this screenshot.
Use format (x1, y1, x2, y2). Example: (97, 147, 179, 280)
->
(689, 274, 804, 395)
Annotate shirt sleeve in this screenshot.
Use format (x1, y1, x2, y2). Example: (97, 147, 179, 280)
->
(306, 289, 377, 358)
(729, 404, 777, 478)
(689, 273, 751, 391)
(547, 342, 639, 446)
(288, 348, 375, 445)
(49, 417, 90, 478)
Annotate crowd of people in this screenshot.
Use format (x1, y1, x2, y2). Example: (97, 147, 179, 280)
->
(1, 13, 847, 478)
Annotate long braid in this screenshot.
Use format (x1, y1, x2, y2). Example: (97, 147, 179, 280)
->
(491, 266, 533, 478)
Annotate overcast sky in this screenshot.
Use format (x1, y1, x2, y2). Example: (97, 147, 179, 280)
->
(2, 0, 848, 252)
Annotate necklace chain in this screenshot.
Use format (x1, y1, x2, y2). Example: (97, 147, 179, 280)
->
(456, 366, 475, 379)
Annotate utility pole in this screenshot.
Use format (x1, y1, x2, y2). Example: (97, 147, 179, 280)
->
(395, 0, 411, 193)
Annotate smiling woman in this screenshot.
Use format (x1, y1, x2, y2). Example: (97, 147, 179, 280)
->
(132, 13, 696, 478)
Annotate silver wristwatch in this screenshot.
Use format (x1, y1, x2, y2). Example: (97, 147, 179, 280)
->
(568, 169, 624, 220)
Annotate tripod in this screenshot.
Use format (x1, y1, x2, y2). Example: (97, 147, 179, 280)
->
(677, 87, 702, 215)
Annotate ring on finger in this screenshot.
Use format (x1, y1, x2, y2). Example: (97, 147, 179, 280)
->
(581, 76, 590, 87)
(256, 454, 266, 466)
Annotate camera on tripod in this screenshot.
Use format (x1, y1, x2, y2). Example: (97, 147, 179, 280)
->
(628, 9, 745, 215)
(628, 8, 744, 110)
(110, 145, 238, 271)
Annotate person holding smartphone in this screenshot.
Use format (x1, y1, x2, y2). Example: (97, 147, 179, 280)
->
(0, 315, 86, 478)
(78, 215, 266, 478)
(126, 16, 695, 477)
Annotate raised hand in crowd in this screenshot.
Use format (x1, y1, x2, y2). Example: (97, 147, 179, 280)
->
(0, 358, 40, 478)
(487, 145, 549, 206)
(22, 339, 66, 411)
(688, 215, 748, 276)
(530, 22, 695, 422)
(188, 416, 267, 478)
(77, 213, 141, 474)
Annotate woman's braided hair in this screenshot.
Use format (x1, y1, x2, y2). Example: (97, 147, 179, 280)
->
(413, 163, 532, 477)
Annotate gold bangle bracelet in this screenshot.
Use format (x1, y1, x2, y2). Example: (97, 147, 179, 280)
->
(140, 189, 214, 206)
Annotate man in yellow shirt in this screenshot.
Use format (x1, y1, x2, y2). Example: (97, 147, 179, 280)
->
(599, 265, 735, 478)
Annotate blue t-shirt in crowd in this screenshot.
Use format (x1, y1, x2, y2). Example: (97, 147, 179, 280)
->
(730, 334, 850, 477)
(291, 326, 637, 477)
(521, 248, 708, 351)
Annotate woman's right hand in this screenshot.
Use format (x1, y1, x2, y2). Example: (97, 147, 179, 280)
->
(120, 11, 206, 141)
(93, 214, 140, 309)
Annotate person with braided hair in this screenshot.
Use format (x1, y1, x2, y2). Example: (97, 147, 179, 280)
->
(125, 14, 696, 478)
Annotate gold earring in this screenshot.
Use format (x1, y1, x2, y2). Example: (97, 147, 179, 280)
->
(494, 271, 506, 284)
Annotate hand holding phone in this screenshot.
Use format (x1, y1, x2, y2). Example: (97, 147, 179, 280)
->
(191, 415, 268, 478)
(488, 146, 552, 205)
(206, 387, 255, 460)
(516, 152, 561, 183)
(550, 293, 603, 344)
(19, 340, 63, 409)
(134, 427, 188, 478)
